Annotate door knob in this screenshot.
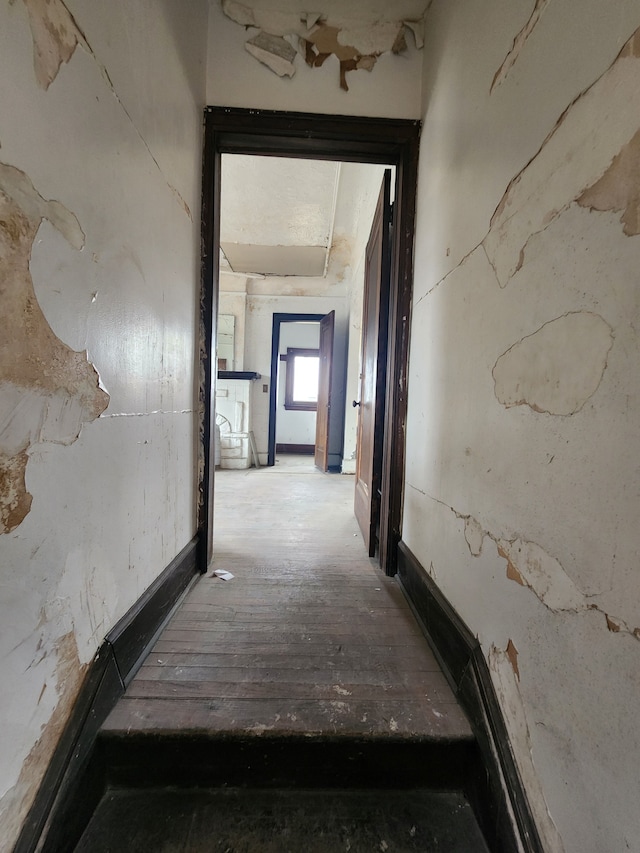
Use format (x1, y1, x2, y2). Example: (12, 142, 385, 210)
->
(352, 400, 361, 407)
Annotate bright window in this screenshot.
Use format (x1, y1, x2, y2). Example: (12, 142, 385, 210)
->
(284, 348, 319, 411)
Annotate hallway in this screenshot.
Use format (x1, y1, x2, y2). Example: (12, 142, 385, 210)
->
(104, 461, 472, 741)
(74, 463, 491, 851)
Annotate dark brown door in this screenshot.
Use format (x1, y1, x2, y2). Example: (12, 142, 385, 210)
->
(314, 310, 335, 471)
(354, 171, 392, 556)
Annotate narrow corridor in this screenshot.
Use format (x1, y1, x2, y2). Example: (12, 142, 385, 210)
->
(104, 462, 472, 741)
(77, 462, 489, 851)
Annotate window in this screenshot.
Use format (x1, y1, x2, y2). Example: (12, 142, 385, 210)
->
(283, 348, 320, 411)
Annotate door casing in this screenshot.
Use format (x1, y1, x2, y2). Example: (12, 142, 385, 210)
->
(269, 313, 325, 467)
(200, 107, 420, 575)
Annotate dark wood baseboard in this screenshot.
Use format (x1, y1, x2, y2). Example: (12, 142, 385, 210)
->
(106, 538, 200, 685)
(396, 540, 544, 853)
(275, 443, 315, 455)
(14, 536, 200, 853)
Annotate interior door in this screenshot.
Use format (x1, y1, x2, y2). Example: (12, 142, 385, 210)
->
(314, 310, 335, 471)
(354, 171, 392, 556)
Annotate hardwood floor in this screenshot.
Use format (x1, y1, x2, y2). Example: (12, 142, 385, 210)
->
(103, 460, 472, 742)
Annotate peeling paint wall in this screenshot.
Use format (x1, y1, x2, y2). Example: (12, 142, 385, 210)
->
(220, 0, 426, 92)
(404, 1, 640, 850)
(206, 0, 425, 118)
(0, 0, 208, 847)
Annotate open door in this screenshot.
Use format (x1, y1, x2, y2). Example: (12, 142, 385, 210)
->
(354, 171, 392, 556)
(314, 310, 335, 471)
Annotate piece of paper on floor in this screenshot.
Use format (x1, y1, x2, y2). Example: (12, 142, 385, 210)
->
(213, 569, 234, 581)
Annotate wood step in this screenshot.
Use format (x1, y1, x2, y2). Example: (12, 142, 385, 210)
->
(97, 731, 478, 791)
(75, 786, 491, 853)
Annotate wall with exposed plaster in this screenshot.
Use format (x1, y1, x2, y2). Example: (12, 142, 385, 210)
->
(206, 0, 425, 118)
(0, 0, 207, 847)
(404, 1, 640, 850)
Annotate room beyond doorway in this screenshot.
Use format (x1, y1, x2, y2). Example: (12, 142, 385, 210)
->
(200, 108, 420, 575)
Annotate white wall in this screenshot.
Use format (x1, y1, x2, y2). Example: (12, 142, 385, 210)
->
(276, 322, 320, 447)
(206, 0, 424, 119)
(219, 286, 247, 370)
(0, 0, 207, 847)
(405, 2, 640, 851)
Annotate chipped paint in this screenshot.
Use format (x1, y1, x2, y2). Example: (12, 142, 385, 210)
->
(0, 163, 109, 533)
(424, 494, 640, 641)
(406, 5, 640, 850)
(505, 638, 520, 680)
(19, 0, 86, 89)
(221, 0, 426, 90)
(490, 0, 551, 93)
(245, 31, 297, 77)
(577, 128, 640, 235)
(484, 24, 640, 286)
(16, 0, 193, 220)
(492, 312, 614, 416)
(498, 545, 526, 586)
(488, 645, 565, 852)
(463, 516, 484, 556)
(603, 613, 640, 639)
(0, 632, 86, 846)
(496, 539, 585, 613)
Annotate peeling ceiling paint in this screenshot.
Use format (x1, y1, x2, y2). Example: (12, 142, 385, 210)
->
(220, 0, 427, 90)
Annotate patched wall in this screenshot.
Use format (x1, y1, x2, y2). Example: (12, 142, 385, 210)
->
(404, 2, 640, 851)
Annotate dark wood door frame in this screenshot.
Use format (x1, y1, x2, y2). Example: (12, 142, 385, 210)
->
(200, 107, 420, 575)
(269, 313, 325, 467)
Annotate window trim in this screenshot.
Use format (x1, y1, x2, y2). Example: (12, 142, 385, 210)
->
(283, 347, 320, 411)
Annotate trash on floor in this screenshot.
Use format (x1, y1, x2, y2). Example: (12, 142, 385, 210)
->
(212, 569, 234, 581)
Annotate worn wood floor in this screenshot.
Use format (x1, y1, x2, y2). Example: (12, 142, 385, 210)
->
(103, 459, 472, 741)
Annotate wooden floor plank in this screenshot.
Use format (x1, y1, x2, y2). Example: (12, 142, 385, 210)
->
(142, 652, 442, 672)
(135, 665, 453, 691)
(151, 639, 439, 661)
(125, 679, 456, 702)
(104, 696, 473, 739)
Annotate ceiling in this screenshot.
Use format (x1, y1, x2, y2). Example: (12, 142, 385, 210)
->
(220, 155, 341, 277)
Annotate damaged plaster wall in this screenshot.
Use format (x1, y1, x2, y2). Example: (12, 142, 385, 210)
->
(404, 1, 640, 851)
(206, 0, 425, 118)
(220, 0, 426, 92)
(0, 0, 208, 848)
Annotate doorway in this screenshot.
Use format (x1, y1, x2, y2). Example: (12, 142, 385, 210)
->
(200, 108, 420, 575)
(268, 313, 325, 467)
